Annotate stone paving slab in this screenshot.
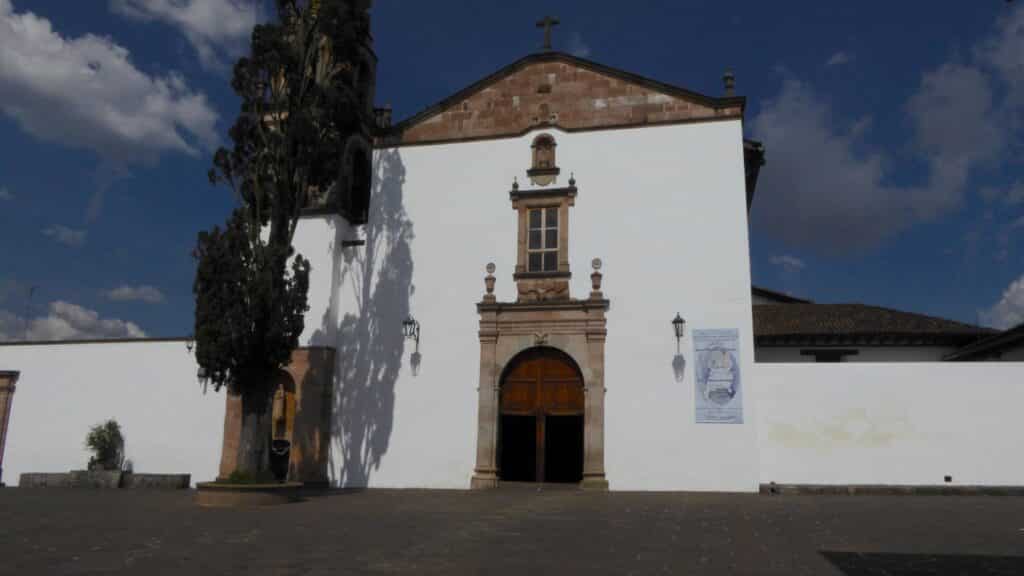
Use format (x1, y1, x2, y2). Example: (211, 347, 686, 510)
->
(1, 488, 1023, 575)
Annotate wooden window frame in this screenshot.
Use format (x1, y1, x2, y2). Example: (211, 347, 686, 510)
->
(527, 206, 559, 272)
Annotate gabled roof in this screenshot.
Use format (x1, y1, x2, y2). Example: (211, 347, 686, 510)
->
(752, 285, 811, 304)
(944, 322, 1024, 360)
(753, 303, 997, 346)
(378, 50, 746, 147)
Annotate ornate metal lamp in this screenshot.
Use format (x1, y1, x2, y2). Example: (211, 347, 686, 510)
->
(672, 313, 686, 353)
(402, 315, 420, 346)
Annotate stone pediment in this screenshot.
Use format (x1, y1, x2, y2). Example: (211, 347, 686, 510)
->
(381, 52, 744, 146)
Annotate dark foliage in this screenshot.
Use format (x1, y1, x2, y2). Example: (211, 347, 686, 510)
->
(85, 419, 125, 472)
(193, 0, 368, 475)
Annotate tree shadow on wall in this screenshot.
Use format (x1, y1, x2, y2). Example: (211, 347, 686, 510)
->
(311, 149, 414, 488)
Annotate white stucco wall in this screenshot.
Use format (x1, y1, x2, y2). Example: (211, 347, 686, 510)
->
(296, 119, 759, 491)
(0, 341, 221, 486)
(755, 346, 957, 363)
(756, 362, 1024, 486)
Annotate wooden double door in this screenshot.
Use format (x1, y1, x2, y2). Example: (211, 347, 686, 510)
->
(499, 348, 584, 483)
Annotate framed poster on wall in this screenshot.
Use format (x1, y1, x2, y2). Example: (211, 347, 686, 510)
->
(693, 329, 743, 424)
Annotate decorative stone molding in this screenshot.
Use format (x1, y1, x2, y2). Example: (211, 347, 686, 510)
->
(472, 276, 610, 490)
(0, 371, 18, 486)
(510, 180, 578, 302)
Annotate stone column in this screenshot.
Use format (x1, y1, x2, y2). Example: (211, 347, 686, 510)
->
(582, 321, 609, 490)
(471, 308, 501, 489)
(0, 371, 20, 486)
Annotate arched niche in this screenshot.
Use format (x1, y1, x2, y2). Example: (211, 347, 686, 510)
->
(528, 133, 560, 186)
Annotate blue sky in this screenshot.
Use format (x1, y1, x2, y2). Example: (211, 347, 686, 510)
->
(1, 0, 1022, 341)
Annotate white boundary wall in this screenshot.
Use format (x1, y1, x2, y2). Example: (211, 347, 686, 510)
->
(756, 363, 1024, 487)
(0, 342, 221, 486)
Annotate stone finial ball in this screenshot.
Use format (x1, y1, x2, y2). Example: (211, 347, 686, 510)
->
(486, 262, 496, 274)
(591, 258, 602, 271)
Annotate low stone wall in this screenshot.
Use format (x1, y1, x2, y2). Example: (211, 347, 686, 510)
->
(21, 471, 122, 488)
(121, 473, 190, 490)
(19, 471, 189, 489)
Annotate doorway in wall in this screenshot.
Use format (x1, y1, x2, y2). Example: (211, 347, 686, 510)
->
(498, 347, 583, 484)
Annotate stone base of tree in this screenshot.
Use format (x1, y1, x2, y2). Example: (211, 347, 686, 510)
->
(19, 471, 190, 489)
(194, 481, 304, 507)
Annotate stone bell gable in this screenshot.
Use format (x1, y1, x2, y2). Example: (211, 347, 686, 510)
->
(380, 51, 745, 147)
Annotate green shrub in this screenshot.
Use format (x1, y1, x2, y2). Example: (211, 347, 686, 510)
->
(85, 420, 125, 472)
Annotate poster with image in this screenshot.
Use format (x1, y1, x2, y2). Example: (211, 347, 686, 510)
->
(693, 329, 743, 424)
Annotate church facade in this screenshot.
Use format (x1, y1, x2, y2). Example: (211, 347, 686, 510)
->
(2, 36, 1024, 492)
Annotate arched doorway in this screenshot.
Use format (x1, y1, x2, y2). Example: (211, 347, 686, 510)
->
(499, 347, 584, 483)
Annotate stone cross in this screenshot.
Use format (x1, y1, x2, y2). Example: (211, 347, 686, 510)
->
(536, 16, 560, 51)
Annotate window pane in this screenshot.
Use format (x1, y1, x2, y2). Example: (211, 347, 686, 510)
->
(545, 229, 557, 249)
(546, 207, 558, 227)
(529, 230, 541, 249)
(529, 209, 541, 229)
(529, 252, 542, 271)
(543, 251, 558, 271)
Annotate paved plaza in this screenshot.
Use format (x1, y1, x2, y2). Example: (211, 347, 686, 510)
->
(1, 487, 1023, 575)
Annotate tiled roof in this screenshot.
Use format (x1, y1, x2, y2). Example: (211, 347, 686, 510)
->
(944, 322, 1024, 360)
(753, 304, 997, 344)
(751, 285, 811, 304)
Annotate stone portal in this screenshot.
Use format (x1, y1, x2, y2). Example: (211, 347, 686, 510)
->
(471, 174, 609, 490)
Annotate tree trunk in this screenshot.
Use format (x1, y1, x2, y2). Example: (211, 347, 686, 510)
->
(236, 390, 273, 479)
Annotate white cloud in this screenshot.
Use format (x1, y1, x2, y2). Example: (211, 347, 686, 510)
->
(826, 51, 853, 67)
(770, 254, 806, 272)
(750, 78, 917, 252)
(978, 4, 1024, 114)
(0, 300, 146, 342)
(907, 63, 1003, 170)
(104, 284, 165, 304)
(110, 0, 262, 70)
(0, 0, 219, 166)
(42, 225, 87, 247)
(753, 6, 1024, 254)
(0, 186, 12, 200)
(568, 32, 591, 58)
(980, 275, 1024, 330)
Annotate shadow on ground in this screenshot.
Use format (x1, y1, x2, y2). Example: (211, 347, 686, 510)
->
(822, 551, 1024, 575)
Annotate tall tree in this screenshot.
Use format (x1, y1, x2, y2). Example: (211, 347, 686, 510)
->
(194, 0, 371, 478)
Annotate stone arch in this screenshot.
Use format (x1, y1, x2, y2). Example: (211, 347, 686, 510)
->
(497, 346, 585, 483)
(495, 341, 587, 387)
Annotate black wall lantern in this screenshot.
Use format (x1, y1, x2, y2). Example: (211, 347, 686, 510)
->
(402, 315, 420, 346)
(672, 313, 686, 353)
